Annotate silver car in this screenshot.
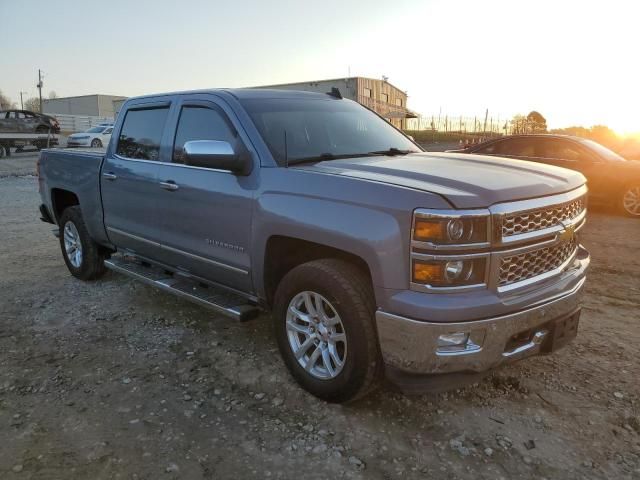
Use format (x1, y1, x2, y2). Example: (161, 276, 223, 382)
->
(67, 124, 113, 148)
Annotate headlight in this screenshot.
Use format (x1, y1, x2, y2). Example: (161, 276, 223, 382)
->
(413, 215, 488, 245)
(410, 209, 491, 290)
(412, 257, 486, 287)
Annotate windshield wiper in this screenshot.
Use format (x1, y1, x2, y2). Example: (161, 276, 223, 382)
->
(367, 148, 418, 156)
(288, 152, 383, 165)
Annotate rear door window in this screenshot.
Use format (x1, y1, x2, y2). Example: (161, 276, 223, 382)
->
(116, 107, 170, 161)
(478, 137, 540, 157)
(539, 139, 589, 161)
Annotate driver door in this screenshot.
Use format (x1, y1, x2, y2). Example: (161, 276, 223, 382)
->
(155, 96, 256, 292)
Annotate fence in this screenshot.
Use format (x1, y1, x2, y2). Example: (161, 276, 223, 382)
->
(53, 114, 115, 133)
(406, 113, 509, 136)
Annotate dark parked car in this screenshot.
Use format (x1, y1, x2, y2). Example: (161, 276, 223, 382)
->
(448, 134, 640, 217)
(0, 109, 60, 134)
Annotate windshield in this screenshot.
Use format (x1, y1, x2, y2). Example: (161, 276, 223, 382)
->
(86, 126, 106, 133)
(240, 98, 420, 165)
(581, 139, 626, 162)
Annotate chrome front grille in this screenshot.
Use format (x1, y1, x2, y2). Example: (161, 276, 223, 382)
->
(502, 196, 586, 237)
(499, 238, 577, 287)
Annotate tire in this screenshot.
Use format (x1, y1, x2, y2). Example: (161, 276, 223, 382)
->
(621, 184, 640, 217)
(273, 259, 382, 403)
(59, 206, 106, 280)
(91, 138, 102, 148)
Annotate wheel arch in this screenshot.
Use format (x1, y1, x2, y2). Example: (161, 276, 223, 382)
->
(262, 235, 374, 308)
(51, 188, 80, 222)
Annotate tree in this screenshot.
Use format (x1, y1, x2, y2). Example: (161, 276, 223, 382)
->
(510, 114, 527, 134)
(23, 97, 41, 112)
(527, 111, 547, 133)
(0, 90, 16, 109)
(48, 91, 58, 99)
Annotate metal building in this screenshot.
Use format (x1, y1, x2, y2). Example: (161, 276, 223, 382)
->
(256, 77, 417, 129)
(43, 94, 127, 118)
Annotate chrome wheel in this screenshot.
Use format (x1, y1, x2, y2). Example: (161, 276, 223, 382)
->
(623, 186, 640, 216)
(91, 139, 102, 148)
(286, 291, 347, 380)
(63, 221, 83, 268)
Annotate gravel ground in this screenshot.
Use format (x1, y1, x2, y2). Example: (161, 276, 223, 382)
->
(1, 156, 639, 479)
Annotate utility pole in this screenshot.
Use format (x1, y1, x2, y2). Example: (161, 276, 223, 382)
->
(37, 69, 44, 113)
(20, 91, 28, 110)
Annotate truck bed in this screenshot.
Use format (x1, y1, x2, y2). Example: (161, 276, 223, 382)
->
(38, 148, 108, 244)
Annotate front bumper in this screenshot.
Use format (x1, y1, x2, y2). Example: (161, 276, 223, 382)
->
(375, 249, 588, 383)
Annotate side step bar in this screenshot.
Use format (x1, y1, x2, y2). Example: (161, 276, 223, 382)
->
(104, 255, 261, 322)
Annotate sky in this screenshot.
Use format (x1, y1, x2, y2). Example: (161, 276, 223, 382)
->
(2, 0, 639, 133)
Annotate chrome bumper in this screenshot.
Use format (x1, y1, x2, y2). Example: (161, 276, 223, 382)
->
(375, 277, 585, 375)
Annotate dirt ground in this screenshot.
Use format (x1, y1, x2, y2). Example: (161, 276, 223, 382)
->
(1, 154, 639, 479)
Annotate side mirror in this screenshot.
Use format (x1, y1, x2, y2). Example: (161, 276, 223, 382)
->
(183, 140, 251, 175)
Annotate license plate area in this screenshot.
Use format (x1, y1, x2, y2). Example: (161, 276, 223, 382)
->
(542, 310, 581, 353)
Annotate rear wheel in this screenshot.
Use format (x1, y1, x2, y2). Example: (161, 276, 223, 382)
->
(59, 206, 106, 280)
(273, 259, 381, 403)
(621, 185, 640, 217)
(91, 138, 102, 148)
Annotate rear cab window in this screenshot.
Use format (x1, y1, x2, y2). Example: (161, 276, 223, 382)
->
(116, 107, 170, 161)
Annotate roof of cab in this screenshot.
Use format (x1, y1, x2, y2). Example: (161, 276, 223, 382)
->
(125, 88, 339, 103)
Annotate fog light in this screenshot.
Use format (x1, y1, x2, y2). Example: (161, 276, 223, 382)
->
(437, 330, 485, 354)
(438, 332, 470, 349)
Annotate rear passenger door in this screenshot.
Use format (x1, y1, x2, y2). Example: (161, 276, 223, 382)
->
(101, 101, 171, 260)
(155, 96, 255, 292)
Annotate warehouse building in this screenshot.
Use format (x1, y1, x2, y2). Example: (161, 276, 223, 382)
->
(257, 77, 417, 129)
(43, 94, 127, 118)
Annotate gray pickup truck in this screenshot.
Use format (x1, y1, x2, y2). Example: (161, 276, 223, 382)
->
(37, 88, 590, 402)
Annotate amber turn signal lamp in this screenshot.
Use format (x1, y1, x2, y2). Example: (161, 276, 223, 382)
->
(413, 261, 443, 283)
(414, 219, 445, 242)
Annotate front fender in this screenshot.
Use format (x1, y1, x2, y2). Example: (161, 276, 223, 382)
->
(251, 168, 453, 307)
(253, 192, 406, 297)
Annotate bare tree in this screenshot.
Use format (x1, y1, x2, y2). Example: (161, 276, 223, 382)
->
(510, 114, 526, 134)
(0, 90, 17, 109)
(23, 97, 41, 112)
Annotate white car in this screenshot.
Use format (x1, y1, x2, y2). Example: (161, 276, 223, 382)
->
(67, 124, 113, 148)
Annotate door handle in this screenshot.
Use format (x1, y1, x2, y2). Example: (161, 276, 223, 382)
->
(159, 180, 179, 191)
(103, 172, 117, 181)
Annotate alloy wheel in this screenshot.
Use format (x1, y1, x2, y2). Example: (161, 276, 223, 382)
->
(286, 291, 347, 380)
(623, 186, 640, 216)
(63, 221, 83, 268)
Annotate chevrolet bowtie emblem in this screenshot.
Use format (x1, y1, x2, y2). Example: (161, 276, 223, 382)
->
(558, 222, 576, 243)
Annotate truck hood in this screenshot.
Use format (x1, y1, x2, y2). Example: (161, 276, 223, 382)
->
(293, 152, 586, 209)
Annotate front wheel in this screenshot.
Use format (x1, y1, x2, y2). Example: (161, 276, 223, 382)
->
(621, 185, 640, 217)
(90, 138, 102, 148)
(273, 259, 382, 403)
(59, 206, 106, 280)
